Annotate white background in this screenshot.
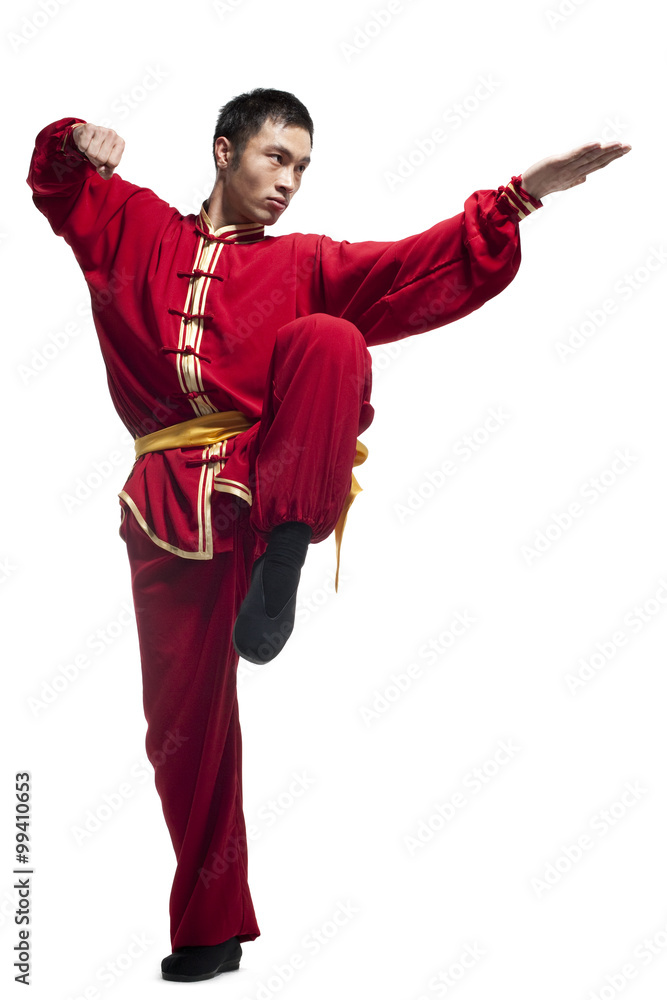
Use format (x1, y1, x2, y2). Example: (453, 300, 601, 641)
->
(3, 0, 666, 996)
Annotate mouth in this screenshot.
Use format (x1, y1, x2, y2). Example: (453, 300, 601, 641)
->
(267, 198, 287, 211)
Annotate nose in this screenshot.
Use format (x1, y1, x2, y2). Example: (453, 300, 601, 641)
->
(276, 166, 300, 196)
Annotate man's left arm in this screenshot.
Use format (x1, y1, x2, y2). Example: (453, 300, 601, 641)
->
(315, 174, 540, 347)
(314, 140, 630, 348)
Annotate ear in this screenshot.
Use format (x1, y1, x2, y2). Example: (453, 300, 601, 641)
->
(214, 135, 233, 171)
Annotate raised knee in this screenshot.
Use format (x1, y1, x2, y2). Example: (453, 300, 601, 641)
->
(279, 313, 365, 357)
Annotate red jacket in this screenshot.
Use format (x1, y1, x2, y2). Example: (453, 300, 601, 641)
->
(27, 116, 542, 558)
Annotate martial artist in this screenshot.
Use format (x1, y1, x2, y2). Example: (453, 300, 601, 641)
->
(27, 87, 630, 982)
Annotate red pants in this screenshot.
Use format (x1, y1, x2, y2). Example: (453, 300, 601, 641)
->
(119, 315, 373, 949)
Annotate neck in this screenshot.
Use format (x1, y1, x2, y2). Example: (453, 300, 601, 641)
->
(204, 179, 225, 230)
(205, 178, 256, 231)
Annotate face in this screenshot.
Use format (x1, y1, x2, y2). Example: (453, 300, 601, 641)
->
(215, 118, 311, 225)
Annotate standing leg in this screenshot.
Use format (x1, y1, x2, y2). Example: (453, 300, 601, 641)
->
(119, 502, 260, 965)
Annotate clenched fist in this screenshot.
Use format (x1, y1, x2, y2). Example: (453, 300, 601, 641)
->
(70, 123, 125, 180)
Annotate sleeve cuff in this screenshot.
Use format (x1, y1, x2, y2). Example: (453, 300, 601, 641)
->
(498, 175, 543, 220)
(59, 121, 88, 158)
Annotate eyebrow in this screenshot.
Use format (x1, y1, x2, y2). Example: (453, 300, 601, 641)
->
(267, 143, 311, 164)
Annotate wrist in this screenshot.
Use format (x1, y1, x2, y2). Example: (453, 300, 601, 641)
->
(515, 174, 543, 206)
(59, 121, 88, 157)
(498, 175, 543, 220)
(516, 173, 543, 205)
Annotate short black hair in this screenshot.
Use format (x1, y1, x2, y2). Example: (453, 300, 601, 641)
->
(212, 87, 314, 170)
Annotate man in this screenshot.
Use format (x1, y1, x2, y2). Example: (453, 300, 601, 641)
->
(27, 87, 630, 982)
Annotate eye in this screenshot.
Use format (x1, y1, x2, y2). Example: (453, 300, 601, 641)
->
(270, 153, 306, 173)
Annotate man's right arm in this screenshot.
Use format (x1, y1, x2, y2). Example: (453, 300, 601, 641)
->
(26, 117, 177, 274)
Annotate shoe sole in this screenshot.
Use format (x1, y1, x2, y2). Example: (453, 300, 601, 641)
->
(161, 957, 241, 982)
(161, 941, 242, 982)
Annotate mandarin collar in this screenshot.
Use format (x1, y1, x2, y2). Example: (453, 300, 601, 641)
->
(197, 202, 265, 244)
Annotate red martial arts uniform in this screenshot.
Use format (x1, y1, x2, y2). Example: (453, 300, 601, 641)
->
(27, 117, 543, 951)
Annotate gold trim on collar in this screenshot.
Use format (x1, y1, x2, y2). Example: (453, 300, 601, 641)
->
(198, 202, 265, 243)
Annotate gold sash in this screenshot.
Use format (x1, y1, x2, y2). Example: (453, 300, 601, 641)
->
(134, 410, 367, 592)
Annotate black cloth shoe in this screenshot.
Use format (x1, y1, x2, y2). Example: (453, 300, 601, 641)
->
(161, 936, 242, 982)
(233, 552, 299, 664)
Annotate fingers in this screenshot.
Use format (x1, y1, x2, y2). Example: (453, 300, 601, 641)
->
(563, 141, 631, 170)
(548, 142, 631, 192)
(94, 135, 124, 178)
(72, 124, 125, 179)
(584, 146, 630, 171)
(567, 145, 631, 183)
